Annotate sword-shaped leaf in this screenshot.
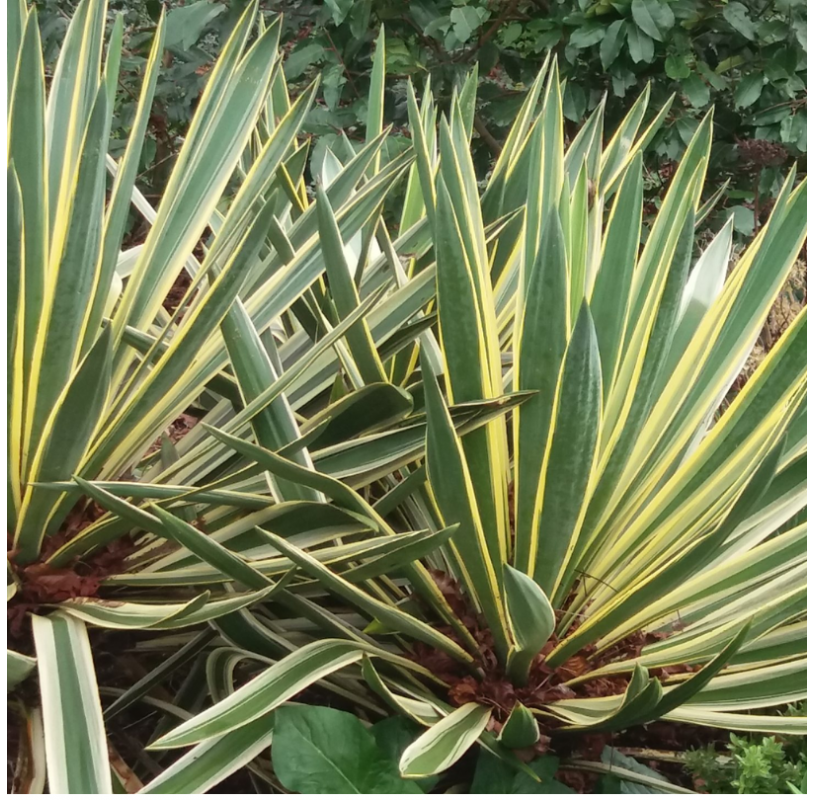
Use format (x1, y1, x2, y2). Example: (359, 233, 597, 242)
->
(399, 703, 492, 779)
(32, 613, 111, 794)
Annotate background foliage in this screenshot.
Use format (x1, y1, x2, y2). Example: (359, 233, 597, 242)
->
(34, 0, 807, 237)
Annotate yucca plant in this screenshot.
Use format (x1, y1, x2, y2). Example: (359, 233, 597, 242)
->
(10, 0, 806, 792)
(8, 1, 463, 792)
(135, 60, 806, 783)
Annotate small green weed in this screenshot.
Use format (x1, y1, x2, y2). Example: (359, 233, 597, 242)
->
(685, 728, 806, 794)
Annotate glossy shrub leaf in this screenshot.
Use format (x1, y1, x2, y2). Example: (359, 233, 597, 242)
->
(372, 717, 439, 792)
(471, 750, 573, 794)
(273, 705, 422, 794)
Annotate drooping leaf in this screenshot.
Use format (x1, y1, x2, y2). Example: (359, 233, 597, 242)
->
(151, 640, 433, 749)
(399, 703, 492, 778)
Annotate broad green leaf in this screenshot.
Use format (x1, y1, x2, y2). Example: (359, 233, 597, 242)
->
(372, 717, 440, 792)
(724, 2, 757, 40)
(562, 83, 587, 123)
(164, 0, 225, 50)
(600, 20, 626, 70)
(631, 0, 674, 42)
(472, 751, 571, 793)
(682, 73, 710, 108)
(570, 24, 606, 50)
(734, 74, 764, 108)
(665, 54, 691, 80)
(627, 23, 655, 64)
(272, 705, 422, 793)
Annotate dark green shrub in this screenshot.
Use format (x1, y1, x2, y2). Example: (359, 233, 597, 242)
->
(34, 0, 806, 222)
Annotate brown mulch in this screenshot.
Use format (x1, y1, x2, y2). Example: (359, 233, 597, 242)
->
(145, 412, 200, 458)
(7, 501, 138, 648)
(161, 269, 192, 316)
